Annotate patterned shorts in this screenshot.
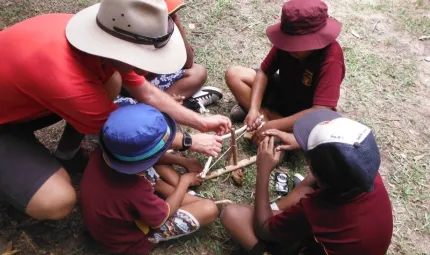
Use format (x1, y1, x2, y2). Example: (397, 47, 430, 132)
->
(150, 69, 186, 92)
(147, 209, 200, 244)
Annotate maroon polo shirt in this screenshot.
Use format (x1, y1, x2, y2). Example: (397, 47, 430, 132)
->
(80, 149, 169, 254)
(260, 41, 345, 115)
(268, 174, 393, 255)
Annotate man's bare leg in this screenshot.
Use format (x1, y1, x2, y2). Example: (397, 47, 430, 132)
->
(26, 168, 76, 220)
(165, 64, 207, 99)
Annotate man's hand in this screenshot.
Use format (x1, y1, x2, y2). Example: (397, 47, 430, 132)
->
(257, 137, 281, 176)
(200, 115, 231, 135)
(262, 129, 300, 151)
(245, 109, 263, 131)
(181, 173, 204, 186)
(190, 133, 223, 157)
(184, 158, 203, 173)
(252, 120, 277, 144)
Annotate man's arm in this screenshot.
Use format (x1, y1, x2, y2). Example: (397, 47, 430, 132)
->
(124, 80, 230, 134)
(172, 13, 193, 69)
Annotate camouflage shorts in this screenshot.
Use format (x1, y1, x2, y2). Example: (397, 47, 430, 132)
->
(147, 209, 200, 243)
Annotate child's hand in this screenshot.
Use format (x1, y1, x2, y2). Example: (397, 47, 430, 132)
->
(262, 129, 300, 151)
(173, 94, 185, 105)
(185, 158, 203, 173)
(257, 137, 281, 176)
(182, 173, 204, 186)
(245, 109, 263, 131)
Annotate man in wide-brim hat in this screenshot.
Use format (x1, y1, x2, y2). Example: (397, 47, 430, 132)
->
(0, 0, 230, 221)
(225, 0, 346, 184)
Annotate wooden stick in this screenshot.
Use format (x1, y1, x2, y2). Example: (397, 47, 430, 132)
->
(220, 125, 247, 140)
(205, 156, 257, 180)
(199, 156, 213, 178)
(230, 128, 238, 165)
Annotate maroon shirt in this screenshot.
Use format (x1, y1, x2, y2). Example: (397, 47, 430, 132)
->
(268, 174, 393, 255)
(261, 41, 345, 115)
(80, 149, 169, 254)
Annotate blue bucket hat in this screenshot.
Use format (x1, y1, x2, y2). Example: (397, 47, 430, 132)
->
(100, 103, 177, 174)
(293, 110, 380, 192)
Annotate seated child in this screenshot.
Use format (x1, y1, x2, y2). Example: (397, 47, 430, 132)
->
(122, 0, 223, 112)
(225, 0, 345, 144)
(80, 104, 218, 254)
(221, 110, 393, 255)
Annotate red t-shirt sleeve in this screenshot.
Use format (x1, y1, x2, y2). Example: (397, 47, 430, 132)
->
(260, 46, 279, 76)
(268, 202, 312, 245)
(121, 71, 145, 87)
(313, 60, 344, 108)
(134, 180, 169, 228)
(23, 71, 118, 134)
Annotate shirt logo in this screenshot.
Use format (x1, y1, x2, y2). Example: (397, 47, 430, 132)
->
(302, 69, 313, 87)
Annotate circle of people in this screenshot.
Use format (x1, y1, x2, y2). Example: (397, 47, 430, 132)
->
(0, 0, 393, 254)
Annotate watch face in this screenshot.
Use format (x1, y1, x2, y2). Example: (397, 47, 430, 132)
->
(184, 136, 192, 146)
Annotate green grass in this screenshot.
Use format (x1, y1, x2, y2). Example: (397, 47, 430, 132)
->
(1, 0, 430, 254)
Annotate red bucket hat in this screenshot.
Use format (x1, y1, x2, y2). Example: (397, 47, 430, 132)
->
(266, 0, 341, 52)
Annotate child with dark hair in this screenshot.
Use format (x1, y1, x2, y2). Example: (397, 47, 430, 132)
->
(221, 110, 393, 255)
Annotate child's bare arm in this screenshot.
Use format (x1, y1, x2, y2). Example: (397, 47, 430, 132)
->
(154, 165, 180, 187)
(171, 13, 194, 69)
(156, 153, 189, 166)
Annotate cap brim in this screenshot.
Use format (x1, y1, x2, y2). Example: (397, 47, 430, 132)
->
(100, 112, 177, 174)
(66, 3, 186, 74)
(166, 0, 186, 15)
(266, 18, 341, 52)
(293, 110, 342, 152)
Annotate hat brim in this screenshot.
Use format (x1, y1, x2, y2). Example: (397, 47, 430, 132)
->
(266, 18, 341, 52)
(293, 110, 342, 152)
(66, 3, 186, 74)
(100, 112, 177, 174)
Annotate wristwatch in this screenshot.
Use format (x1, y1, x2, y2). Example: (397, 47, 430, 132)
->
(179, 132, 192, 151)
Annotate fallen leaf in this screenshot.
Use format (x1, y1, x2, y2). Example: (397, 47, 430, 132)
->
(188, 23, 195, 30)
(419, 35, 430, 41)
(351, 30, 361, 38)
(413, 154, 426, 161)
(425, 56, 430, 62)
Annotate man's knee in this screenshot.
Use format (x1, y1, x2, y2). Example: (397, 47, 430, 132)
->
(26, 169, 77, 220)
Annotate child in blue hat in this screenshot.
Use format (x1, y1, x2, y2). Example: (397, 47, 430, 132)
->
(79, 104, 219, 255)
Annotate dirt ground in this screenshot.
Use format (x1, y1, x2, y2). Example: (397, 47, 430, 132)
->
(0, 0, 429, 254)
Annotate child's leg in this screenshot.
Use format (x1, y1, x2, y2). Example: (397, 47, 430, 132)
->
(165, 64, 207, 99)
(155, 180, 202, 205)
(225, 67, 282, 121)
(225, 66, 256, 111)
(221, 204, 282, 252)
(154, 165, 180, 187)
(179, 199, 218, 226)
(147, 200, 217, 244)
